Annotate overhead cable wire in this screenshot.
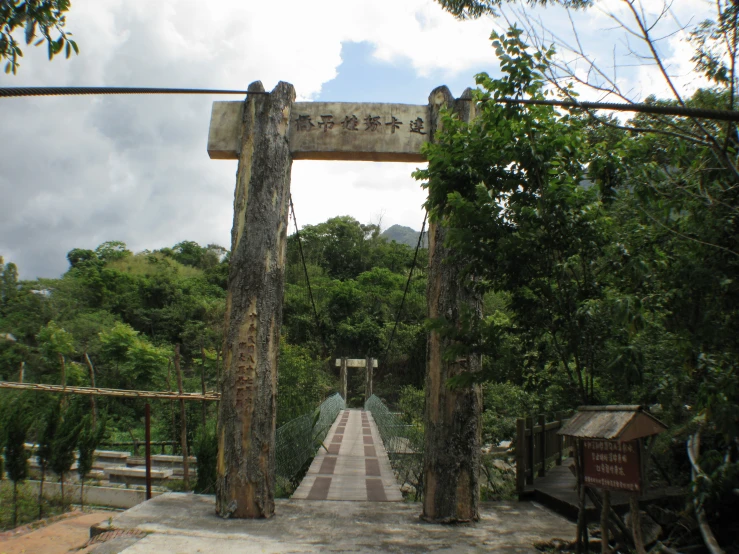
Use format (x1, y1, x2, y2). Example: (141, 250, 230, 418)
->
(472, 97, 739, 122)
(288, 194, 326, 354)
(1, 86, 738, 122)
(382, 210, 428, 364)
(0, 86, 260, 98)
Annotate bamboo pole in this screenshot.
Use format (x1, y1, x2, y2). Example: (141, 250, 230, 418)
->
(0, 380, 219, 400)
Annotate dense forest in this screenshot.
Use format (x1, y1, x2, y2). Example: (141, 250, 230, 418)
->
(0, 214, 429, 425)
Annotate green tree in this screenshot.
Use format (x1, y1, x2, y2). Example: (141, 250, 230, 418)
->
(0, 260, 19, 310)
(49, 400, 83, 508)
(36, 399, 59, 519)
(77, 413, 106, 509)
(417, 28, 614, 403)
(193, 421, 217, 494)
(95, 241, 131, 263)
(434, 0, 590, 19)
(1, 0, 78, 74)
(37, 321, 75, 387)
(3, 397, 29, 527)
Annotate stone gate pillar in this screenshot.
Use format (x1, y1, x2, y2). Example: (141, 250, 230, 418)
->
(216, 81, 295, 519)
(421, 87, 482, 523)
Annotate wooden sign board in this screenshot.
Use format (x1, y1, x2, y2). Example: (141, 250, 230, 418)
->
(208, 101, 429, 162)
(335, 359, 378, 368)
(583, 439, 641, 493)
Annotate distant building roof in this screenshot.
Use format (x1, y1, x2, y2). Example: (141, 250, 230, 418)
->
(558, 405, 667, 442)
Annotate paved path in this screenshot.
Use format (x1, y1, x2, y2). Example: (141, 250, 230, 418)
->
(0, 511, 109, 554)
(89, 493, 576, 553)
(292, 409, 402, 502)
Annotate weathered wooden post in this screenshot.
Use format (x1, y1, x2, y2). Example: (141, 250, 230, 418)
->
(538, 413, 547, 477)
(215, 81, 295, 519)
(526, 415, 535, 485)
(339, 357, 348, 401)
(365, 356, 374, 401)
(421, 86, 482, 523)
(556, 410, 565, 466)
(515, 418, 526, 495)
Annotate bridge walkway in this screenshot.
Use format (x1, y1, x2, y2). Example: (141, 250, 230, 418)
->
(291, 408, 402, 502)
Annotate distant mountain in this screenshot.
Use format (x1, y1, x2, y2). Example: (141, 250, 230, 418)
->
(381, 224, 427, 248)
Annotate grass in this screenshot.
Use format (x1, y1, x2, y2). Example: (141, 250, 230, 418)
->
(0, 480, 69, 531)
(107, 253, 203, 279)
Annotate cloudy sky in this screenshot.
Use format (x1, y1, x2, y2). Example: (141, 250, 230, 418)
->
(0, 0, 713, 279)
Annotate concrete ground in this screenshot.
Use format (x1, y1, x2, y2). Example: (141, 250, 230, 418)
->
(87, 493, 575, 553)
(0, 510, 110, 554)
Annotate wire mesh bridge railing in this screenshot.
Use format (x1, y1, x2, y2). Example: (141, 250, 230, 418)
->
(364, 394, 424, 499)
(275, 392, 345, 482)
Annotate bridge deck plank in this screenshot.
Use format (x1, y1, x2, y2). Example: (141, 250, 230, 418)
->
(292, 409, 402, 502)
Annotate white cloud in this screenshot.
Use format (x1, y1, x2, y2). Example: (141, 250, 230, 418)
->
(0, 0, 722, 278)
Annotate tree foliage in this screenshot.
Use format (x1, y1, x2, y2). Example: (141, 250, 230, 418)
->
(0, 0, 78, 75)
(414, 13, 739, 544)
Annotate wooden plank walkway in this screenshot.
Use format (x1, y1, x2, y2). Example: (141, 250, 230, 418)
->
(522, 460, 687, 521)
(292, 409, 403, 502)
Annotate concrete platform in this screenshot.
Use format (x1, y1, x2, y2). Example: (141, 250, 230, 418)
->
(89, 493, 575, 553)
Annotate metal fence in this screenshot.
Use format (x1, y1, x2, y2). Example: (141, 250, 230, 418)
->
(275, 392, 345, 481)
(364, 394, 423, 498)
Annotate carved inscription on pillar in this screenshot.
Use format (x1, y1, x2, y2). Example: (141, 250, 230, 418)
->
(235, 310, 258, 412)
(208, 101, 429, 162)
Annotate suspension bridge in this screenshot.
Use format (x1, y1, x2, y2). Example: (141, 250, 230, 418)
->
(273, 194, 425, 503)
(1, 82, 580, 551)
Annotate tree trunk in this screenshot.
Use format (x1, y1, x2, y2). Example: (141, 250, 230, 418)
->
(13, 480, 18, 527)
(174, 344, 190, 490)
(38, 469, 45, 519)
(18, 361, 24, 383)
(421, 86, 482, 523)
(201, 341, 207, 429)
(216, 81, 295, 519)
(80, 478, 85, 511)
(84, 352, 98, 427)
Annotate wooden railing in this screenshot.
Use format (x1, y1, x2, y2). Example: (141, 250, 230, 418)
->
(515, 412, 575, 493)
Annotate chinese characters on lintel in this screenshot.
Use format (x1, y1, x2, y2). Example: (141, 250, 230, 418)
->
(294, 114, 425, 134)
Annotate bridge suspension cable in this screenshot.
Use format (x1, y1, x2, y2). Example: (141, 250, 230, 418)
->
(288, 194, 328, 354)
(382, 211, 428, 363)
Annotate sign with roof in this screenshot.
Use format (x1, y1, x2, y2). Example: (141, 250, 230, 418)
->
(558, 405, 667, 494)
